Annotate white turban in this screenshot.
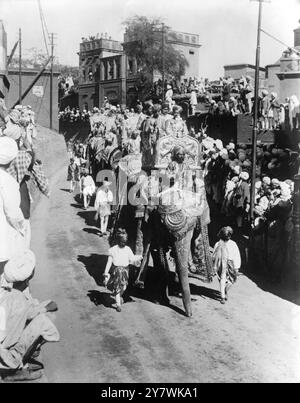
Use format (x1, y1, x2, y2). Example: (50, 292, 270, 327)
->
(239, 171, 249, 181)
(262, 176, 271, 185)
(0, 136, 19, 165)
(255, 181, 262, 189)
(1, 250, 36, 289)
(214, 139, 223, 151)
(233, 165, 241, 175)
(3, 120, 22, 141)
(280, 182, 291, 201)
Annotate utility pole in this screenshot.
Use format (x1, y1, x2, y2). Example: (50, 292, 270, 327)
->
(250, 0, 270, 223)
(18, 28, 22, 105)
(49, 32, 55, 130)
(162, 23, 165, 103)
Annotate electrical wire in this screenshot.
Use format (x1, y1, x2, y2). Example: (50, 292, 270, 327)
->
(38, 0, 50, 57)
(261, 28, 300, 55)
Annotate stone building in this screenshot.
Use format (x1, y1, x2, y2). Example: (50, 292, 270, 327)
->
(78, 29, 201, 109)
(223, 63, 266, 89)
(227, 22, 300, 102)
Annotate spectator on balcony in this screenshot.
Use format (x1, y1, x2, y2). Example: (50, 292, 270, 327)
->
(244, 76, 254, 114)
(261, 90, 270, 131)
(165, 84, 173, 111)
(268, 92, 280, 130)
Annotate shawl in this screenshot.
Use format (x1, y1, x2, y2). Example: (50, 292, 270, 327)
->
(7, 150, 50, 197)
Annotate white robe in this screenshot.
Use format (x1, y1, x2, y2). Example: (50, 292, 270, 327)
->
(0, 170, 25, 262)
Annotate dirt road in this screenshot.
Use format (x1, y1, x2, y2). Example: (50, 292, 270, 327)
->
(30, 159, 300, 383)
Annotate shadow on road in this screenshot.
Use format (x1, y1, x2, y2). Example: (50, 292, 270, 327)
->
(189, 283, 221, 302)
(78, 254, 108, 286)
(87, 290, 114, 308)
(243, 268, 300, 306)
(70, 203, 82, 209)
(83, 227, 102, 236)
(77, 211, 97, 227)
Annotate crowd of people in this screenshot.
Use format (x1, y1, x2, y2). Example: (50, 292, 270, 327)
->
(58, 106, 91, 123)
(63, 96, 299, 310)
(0, 99, 59, 382)
(200, 134, 297, 232)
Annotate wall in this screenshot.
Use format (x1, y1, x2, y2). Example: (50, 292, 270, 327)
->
(224, 64, 266, 81)
(266, 64, 280, 95)
(99, 81, 123, 106)
(171, 43, 200, 78)
(6, 69, 59, 131)
(78, 82, 98, 110)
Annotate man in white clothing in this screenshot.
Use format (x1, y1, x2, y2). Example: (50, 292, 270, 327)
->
(0, 137, 25, 275)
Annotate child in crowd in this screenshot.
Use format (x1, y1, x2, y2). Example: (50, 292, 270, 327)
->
(67, 157, 80, 193)
(94, 180, 113, 235)
(80, 169, 95, 209)
(103, 229, 142, 312)
(213, 226, 241, 304)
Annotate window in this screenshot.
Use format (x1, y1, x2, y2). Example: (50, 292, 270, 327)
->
(189, 50, 194, 55)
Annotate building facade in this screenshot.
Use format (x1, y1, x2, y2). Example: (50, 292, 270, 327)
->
(166, 30, 201, 79)
(225, 23, 300, 102)
(223, 63, 266, 84)
(78, 29, 201, 109)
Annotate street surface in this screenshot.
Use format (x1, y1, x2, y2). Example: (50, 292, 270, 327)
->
(30, 147, 300, 383)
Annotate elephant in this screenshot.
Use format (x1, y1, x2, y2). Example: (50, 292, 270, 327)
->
(113, 175, 214, 318)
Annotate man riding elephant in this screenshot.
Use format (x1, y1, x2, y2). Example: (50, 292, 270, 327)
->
(114, 137, 213, 317)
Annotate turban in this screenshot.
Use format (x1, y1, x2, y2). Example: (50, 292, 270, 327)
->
(280, 183, 291, 200)
(239, 171, 249, 181)
(255, 181, 262, 189)
(0, 136, 18, 165)
(214, 139, 223, 151)
(262, 90, 269, 96)
(1, 250, 36, 289)
(3, 121, 22, 141)
(8, 110, 21, 124)
(271, 178, 280, 187)
(262, 176, 271, 185)
(233, 165, 241, 175)
(172, 105, 182, 114)
(227, 142, 235, 151)
(242, 159, 251, 168)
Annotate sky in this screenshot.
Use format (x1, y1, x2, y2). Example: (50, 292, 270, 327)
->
(1, 0, 300, 79)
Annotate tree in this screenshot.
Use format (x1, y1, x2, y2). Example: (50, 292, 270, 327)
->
(123, 15, 189, 101)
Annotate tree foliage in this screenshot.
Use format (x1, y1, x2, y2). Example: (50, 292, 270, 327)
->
(123, 15, 189, 100)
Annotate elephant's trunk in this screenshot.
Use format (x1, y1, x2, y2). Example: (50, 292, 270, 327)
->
(174, 231, 193, 317)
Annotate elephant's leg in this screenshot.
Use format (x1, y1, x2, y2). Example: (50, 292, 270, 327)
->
(134, 238, 151, 288)
(174, 230, 194, 317)
(134, 224, 153, 288)
(156, 245, 170, 305)
(135, 217, 144, 256)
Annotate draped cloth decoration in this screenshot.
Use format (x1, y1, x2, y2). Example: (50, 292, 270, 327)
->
(7, 150, 50, 197)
